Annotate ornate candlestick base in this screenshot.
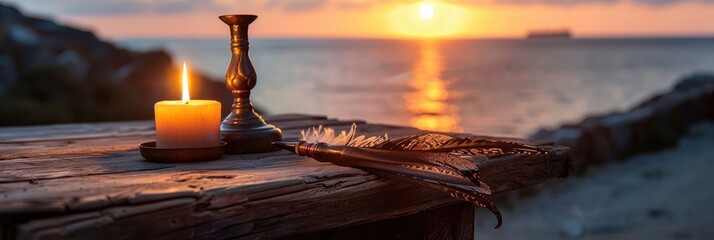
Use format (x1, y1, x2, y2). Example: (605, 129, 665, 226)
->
(219, 14, 281, 154)
(221, 115, 281, 154)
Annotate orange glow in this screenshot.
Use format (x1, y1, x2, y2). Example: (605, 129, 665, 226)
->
(41, 1, 714, 39)
(404, 41, 462, 132)
(155, 61, 221, 148)
(154, 99, 222, 148)
(154, 62, 221, 148)
(181, 62, 190, 104)
(389, 1, 474, 38)
(420, 4, 434, 20)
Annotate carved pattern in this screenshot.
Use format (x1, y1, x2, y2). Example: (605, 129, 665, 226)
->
(295, 125, 553, 229)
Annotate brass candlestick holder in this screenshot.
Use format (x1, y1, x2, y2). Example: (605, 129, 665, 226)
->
(219, 15, 282, 154)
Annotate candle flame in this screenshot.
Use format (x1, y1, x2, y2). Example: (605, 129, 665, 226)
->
(182, 62, 190, 104)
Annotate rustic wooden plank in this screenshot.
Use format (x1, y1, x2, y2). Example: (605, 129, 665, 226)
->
(0, 152, 174, 183)
(0, 121, 154, 143)
(0, 123, 413, 182)
(422, 203, 475, 240)
(0, 135, 153, 160)
(0, 116, 374, 161)
(0, 144, 568, 239)
(280, 202, 475, 240)
(0, 114, 323, 144)
(2, 139, 427, 186)
(2, 169, 458, 239)
(0, 142, 568, 210)
(0, 153, 368, 213)
(480, 144, 570, 193)
(0, 114, 570, 239)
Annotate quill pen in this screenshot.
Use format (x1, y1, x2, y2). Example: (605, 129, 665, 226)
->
(273, 124, 550, 229)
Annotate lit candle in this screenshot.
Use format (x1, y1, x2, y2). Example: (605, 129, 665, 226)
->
(154, 63, 221, 149)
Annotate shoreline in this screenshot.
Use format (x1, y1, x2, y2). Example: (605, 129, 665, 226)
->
(530, 74, 714, 173)
(477, 121, 714, 239)
(476, 74, 714, 239)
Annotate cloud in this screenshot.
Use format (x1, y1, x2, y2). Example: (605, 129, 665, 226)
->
(153, 0, 204, 14)
(257, 0, 328, 12)
(285, 0, 329, 11)
(17, 0, 147, 15)
(461, 0, 714, 5)
(5, 0, 714, 18)
(336, 0, 379, 9)
(475, 0, 616, 5)
(1, 0, 223, 16)
(630, 0, 714, 6)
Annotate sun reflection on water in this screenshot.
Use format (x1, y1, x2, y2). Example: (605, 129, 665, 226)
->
(404, 41, 462, 132)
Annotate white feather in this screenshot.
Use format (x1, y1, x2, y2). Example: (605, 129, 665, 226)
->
(300, 123, 388, 147)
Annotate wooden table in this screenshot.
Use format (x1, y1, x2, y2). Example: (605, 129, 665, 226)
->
(0, 114, 570, 240)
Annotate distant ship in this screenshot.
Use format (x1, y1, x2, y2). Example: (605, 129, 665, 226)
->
(526, 29, 573, 39)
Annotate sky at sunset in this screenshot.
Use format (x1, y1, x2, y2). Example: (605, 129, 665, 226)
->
(2, 0, 714, 39)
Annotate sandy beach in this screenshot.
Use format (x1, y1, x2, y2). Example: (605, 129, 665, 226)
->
(476, 122, 714, 239)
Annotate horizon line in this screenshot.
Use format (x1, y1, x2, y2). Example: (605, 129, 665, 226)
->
(113, 34, 714, 41)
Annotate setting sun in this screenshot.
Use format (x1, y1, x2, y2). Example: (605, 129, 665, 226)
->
(419, 4, 434, 20)
(389, 1, 473, 38)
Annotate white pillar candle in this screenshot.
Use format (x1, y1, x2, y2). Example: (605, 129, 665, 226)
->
(154, 63, 221, 149)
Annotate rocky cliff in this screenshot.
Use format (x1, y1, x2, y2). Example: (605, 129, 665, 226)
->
(0, 4, 233, 125)
(530, 74, 714, 174)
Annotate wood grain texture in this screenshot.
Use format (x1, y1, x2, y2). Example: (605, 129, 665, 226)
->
(0, 114, 570, 240)
(282, 202, 475, 240)
(0, 115, 372, 161)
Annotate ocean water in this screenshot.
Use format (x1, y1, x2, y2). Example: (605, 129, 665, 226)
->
(117, 38, 714, 137)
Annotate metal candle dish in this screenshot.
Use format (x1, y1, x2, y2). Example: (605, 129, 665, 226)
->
(139, 141, 227, 163)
